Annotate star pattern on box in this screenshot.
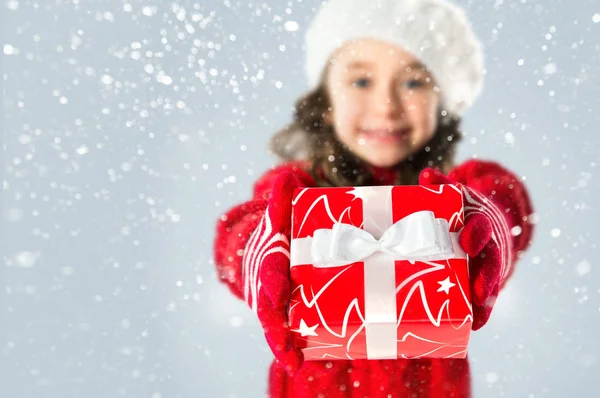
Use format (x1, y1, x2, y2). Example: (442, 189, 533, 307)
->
(437, 277, 456, 294)
(346, 187, 379, 202)
(292, 319, 319, 337)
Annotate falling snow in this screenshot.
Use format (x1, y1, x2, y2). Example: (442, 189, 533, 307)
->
(3, 1, 599, 398)
(283, 20, 300, 32)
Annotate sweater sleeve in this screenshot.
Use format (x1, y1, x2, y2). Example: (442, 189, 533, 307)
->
(213, 161, 314, 300)
(449, 159, 535, 287)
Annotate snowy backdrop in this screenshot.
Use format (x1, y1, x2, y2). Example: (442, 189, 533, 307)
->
(4, 0, 599, 397)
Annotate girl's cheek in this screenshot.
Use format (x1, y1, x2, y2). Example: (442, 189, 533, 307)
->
(408, 93, 437, 115)
(344, 103, 364, 126)
(347, 91, 368, 111)
(335, 92, 361, 117)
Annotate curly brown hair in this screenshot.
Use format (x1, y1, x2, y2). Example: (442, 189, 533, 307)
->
(270, 84, 463, 187)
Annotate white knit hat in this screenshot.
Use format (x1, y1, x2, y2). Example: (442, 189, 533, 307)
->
(305, 0, 484, 116)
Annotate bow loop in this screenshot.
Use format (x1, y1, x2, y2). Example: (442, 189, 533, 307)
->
(311, 211, 455, 268)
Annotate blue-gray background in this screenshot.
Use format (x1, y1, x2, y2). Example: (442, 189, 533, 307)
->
(3, 1, 599, 397)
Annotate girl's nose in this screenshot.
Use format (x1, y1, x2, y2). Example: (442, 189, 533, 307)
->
(375, 88, 403, 119)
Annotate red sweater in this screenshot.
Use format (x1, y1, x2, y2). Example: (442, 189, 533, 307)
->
(214, 159, 534, 398)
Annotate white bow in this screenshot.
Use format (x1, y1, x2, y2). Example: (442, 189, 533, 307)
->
(311, 211, 455, 267)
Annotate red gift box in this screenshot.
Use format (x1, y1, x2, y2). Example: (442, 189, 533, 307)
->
(288, 184, 472, 361)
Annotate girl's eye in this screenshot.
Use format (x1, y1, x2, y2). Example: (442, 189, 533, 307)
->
(404, 79, 425, 89)
(352, 78, 371, 88)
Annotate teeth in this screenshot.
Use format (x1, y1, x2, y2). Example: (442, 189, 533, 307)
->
(366, 130, 402, 136)
(363, 128, 405, 133)
(358, 128, 409, 142)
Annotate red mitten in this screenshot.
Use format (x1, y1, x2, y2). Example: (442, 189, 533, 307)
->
(419, 168, 511, 330)
(242, 172, 306, 373)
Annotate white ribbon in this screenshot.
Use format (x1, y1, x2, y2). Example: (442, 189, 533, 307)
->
(311, 211, 454, 267)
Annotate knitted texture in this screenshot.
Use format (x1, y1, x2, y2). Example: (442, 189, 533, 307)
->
(419, 163, 526, 330)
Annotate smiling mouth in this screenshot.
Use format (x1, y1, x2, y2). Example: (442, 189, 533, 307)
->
(358, 128, 411, 144)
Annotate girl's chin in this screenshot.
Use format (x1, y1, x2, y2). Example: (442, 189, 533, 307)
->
(354, 146, 410, 168)
(360, 153, 407, 168)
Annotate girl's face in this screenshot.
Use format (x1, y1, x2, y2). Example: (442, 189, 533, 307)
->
(324, 39, 441, 168)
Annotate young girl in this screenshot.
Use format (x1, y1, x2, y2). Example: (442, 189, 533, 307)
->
(214, 0, 535, 396)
